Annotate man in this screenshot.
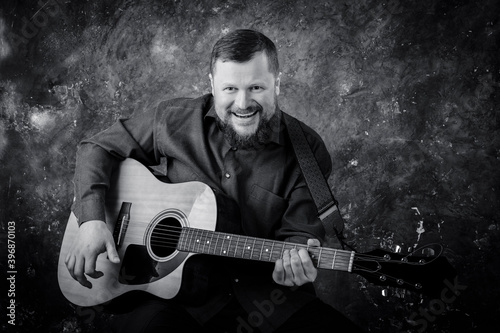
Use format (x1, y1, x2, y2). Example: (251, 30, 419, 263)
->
(65, 29, 362, 332)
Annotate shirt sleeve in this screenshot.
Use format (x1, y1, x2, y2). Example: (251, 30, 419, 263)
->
(275, 123, 333, 246)
(71, 106, 160, 225)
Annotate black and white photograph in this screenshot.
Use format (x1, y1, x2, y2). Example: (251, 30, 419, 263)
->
(0, 0, 499, 332)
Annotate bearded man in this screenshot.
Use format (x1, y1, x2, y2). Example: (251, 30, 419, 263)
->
(65, 29, 362, 333)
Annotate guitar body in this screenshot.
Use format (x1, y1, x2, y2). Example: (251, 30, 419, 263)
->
(57, 159, 217, 307)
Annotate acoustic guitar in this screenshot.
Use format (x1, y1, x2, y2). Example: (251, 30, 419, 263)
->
(58, 158, 456, 307)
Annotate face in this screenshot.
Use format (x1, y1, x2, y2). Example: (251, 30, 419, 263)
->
(210, 52, 280, 141)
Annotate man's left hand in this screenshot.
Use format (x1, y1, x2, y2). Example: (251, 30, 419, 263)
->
(272, 238, 320, 287)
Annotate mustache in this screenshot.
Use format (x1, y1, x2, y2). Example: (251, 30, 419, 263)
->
(228, 103, 263, 115)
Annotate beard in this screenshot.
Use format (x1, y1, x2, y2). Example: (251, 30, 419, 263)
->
(216, 101, 279, 149)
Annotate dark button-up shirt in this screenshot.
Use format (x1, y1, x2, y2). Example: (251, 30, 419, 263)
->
(72, 94, 332, 332)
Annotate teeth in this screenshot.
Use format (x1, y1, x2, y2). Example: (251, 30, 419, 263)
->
(233, 110, 258, 118)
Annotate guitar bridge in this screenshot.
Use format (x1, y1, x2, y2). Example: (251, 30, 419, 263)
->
(113, 202, 132, 248)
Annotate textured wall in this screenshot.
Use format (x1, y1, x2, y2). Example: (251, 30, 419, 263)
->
(0, 0, 499, 332)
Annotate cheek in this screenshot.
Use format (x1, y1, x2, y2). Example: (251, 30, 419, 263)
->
(214, 92, 233, 108)
(260, 94, 277, 115)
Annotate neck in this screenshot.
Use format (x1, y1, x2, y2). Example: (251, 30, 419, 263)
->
(177, 227, 354, 272)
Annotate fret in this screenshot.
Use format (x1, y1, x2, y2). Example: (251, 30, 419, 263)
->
(179, 228, 187, 252)
(201, 230, 206, 252)
(234, 235, 239, 258)
(177, 228, 183, 251)
(181, 228, 187, 251)
(215, 232, 221, 256)
(258, 239, 264, 261)
(261, 240, 270, 261)
(195, 228, 201, 253)
(222, 234, 230, 256)
(198, 230, 205, 253)
(195, 229, 201, 253)
(208, 232, 214, 255)
(218, 234, 224, 256)
(227, 234, 233, 256)
(243, 238, 248, 259)
(185, 228, 192, 252)
(201, 229, 207, 254)
(190, 228, 196, 252)
(207, 232, 215, 254)
(188, 229, 193, 252)
(270, 242, 275, 262)
(250, 238, 256, 259)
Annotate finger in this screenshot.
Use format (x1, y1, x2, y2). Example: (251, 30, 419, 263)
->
(65, 250, 72, 265)
(84, 254, 103, 279)
(282, 250, 293, 276)
(65, 254, 76, 280)
(307, 238, 321, 247)
(106, 241, 120, 264)
(272, 259, 285, 284)
(289, 248, 307, 283)
(298, 248, 317, 282)
(74, 256, 92, 288)
(281, 250, 295, 286)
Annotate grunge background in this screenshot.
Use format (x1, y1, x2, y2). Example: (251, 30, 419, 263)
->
(1, 0, 499, 332)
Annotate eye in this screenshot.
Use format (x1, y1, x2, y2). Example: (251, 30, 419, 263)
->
(223, 87, 237, 93)
(250, 86, 263, 91)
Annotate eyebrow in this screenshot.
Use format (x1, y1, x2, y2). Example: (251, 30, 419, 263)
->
(219, 80, 268, 87)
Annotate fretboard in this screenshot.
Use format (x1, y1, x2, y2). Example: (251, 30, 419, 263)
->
(177, 227, 354, 272)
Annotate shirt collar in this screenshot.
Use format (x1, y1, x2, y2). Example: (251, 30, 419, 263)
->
(204, 96, 284, 146)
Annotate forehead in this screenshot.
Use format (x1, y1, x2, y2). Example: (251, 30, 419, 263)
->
(212, 52, 274, 82)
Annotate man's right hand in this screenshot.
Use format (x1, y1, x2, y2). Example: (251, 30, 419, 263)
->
(64, 220, 120, 288)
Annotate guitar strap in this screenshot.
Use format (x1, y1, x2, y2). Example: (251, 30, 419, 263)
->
(283, 112, 348, 249)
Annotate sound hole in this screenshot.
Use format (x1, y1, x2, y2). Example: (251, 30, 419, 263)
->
(150, 217, 181, 259)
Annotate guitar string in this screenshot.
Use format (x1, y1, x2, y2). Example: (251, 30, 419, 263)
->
(126, 221, 441, 262)
(116, 227, 433, 290)
(118, 228, 426, 281)
(149, 234, 401, 266)
(121, 224, 438, 266)
(148, 233, 430, 280)
(148, 238, 350, 256)
(125, 237, 423, 290)
(128, 231, 424, 288)
(143, 228, 354, 265)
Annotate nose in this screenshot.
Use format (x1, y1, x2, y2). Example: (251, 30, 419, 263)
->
(234, 90, 250, 110)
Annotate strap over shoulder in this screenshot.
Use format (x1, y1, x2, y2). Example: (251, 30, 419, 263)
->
(283, 112, 347, 248)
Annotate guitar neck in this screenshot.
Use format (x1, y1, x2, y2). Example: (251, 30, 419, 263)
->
(177, 227, 354, 272)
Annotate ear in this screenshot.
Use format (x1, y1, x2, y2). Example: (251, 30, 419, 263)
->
(209, 73, 214, 95)
(275, 72, 281, 96)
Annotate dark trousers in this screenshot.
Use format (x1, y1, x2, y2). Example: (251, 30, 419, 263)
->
(110, 297, 363, 333)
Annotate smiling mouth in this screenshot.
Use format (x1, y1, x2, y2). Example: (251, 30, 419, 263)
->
(232, 110, 259, 119)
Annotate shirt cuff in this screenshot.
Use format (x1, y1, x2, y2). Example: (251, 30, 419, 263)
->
(71, 198, 106, 226)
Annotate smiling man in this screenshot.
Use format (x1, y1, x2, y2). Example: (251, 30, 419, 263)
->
(209, 38, 280, 148)
(66, 29, 362, 332)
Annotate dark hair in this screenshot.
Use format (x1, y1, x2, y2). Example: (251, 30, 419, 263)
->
(210, 29, 279, 76)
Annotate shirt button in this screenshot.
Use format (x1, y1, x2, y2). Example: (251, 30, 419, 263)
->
(234, 278, 239, 283)
(231, 147, 238, 151)
(225, 172, 231, 179)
